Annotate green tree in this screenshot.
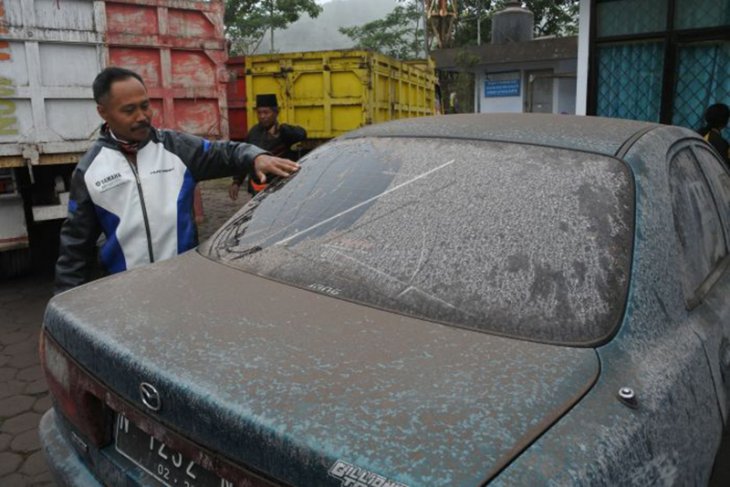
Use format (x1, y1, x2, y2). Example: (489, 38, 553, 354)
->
(449, 1, 578, 47)
(339, 0, 425, 60)
(441, 51, 480, 113)
(225, 0, 322, 55)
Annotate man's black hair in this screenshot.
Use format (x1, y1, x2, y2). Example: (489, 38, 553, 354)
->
(704, 103, 730, 130)
(93, 67, 145, 104)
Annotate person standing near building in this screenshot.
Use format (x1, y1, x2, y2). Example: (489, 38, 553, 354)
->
(698, 103, 730, 167)
(228, 94, 307, 200)
(55, 67, 299, 293)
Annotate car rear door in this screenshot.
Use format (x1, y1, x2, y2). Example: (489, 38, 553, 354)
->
(667, 141, 730, 423)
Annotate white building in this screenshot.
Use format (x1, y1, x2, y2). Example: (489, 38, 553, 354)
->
(433, 2, 577, 115)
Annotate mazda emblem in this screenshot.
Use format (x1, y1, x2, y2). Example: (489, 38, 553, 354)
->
(139, 382, 161, 412)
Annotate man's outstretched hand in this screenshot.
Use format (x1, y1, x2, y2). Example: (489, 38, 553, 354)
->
(228, 182, 241, 201)
(253, 154, 300, 184)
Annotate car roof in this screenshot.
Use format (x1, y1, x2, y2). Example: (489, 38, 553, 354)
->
(341, 113, 661, 156)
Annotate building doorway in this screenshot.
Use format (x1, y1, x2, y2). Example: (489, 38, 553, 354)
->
(525, 70, 554, 113)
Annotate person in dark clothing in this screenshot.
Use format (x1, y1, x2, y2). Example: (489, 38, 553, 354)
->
(228, 94, 307, 200)
(698, 103, 730, 167)
(55, 67, 299, 293)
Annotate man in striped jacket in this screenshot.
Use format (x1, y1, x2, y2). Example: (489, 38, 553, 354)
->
(55, 67, 299, 293)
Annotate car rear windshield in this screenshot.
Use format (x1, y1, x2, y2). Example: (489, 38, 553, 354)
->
(201, 137, 633, 346)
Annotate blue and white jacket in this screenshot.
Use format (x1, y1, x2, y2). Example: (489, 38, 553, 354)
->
(55, 126, 265, 293)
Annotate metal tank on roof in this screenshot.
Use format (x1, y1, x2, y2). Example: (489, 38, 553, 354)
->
(491, 0, 534, 45)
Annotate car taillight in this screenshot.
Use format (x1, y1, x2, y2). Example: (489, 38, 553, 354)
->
(39, 329, 113, 447)
(39, 330, 282, 486)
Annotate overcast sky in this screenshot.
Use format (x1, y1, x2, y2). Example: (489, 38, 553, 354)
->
(258, 0, 398, 53)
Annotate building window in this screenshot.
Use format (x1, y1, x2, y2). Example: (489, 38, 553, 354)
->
(596, 0, 667, 37)
(596, 41, 664, 122)
(675, 0, 730, 30)
(590, 0, 730, 131)
(672, 41, 730, 137)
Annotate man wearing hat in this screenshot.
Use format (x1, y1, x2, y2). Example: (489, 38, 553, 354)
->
(229, 94, 307, 200)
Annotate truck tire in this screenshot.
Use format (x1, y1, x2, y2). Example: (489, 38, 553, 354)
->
(0, 248, 32, 279)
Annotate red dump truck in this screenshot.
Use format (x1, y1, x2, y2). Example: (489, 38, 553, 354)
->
(0, 0, 228, 276)
(0, 0, 438, 278)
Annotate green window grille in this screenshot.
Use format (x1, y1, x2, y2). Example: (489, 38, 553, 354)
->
(675, 0, 730, 30)
(596, 42, 664, 122)
(596, 0, 667, 37)
(672, 41, 730, 138)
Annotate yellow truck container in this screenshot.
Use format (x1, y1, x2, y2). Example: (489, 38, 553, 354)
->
(245, 50, 438, 143)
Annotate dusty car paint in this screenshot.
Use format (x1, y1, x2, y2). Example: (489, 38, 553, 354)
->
(341, 113, 655, 156)
(44, 253, 599, 486)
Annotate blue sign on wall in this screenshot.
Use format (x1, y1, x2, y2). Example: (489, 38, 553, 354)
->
(485, 79, 521, 97)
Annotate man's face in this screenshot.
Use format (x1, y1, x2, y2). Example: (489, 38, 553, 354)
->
(97, 77, 152, 143)
(256, 107, 278, 130)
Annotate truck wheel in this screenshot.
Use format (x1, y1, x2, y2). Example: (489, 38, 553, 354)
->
(0, 248, 32, 278)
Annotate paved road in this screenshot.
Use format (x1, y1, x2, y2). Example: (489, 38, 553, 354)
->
(0, 178, 245, 486)
(0, 271, 55, 486)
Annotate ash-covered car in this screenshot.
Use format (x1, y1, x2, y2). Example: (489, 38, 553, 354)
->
(40, 114, 730, 486)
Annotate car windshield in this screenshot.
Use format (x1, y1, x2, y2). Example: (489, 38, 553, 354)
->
(200, 137, 633, 345)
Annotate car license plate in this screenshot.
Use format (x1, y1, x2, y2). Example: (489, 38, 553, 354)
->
(115, 414, 231, 487)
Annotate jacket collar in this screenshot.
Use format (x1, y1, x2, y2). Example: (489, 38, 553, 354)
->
(99, 123, 156, 153)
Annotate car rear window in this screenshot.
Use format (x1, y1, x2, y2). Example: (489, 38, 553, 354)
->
(201, 137, 633, 345)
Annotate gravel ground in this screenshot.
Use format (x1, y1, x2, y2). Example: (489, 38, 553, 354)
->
(197, 177, 251, 241)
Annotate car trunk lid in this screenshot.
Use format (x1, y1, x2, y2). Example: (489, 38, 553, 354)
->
(44, 252, 599, 487)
